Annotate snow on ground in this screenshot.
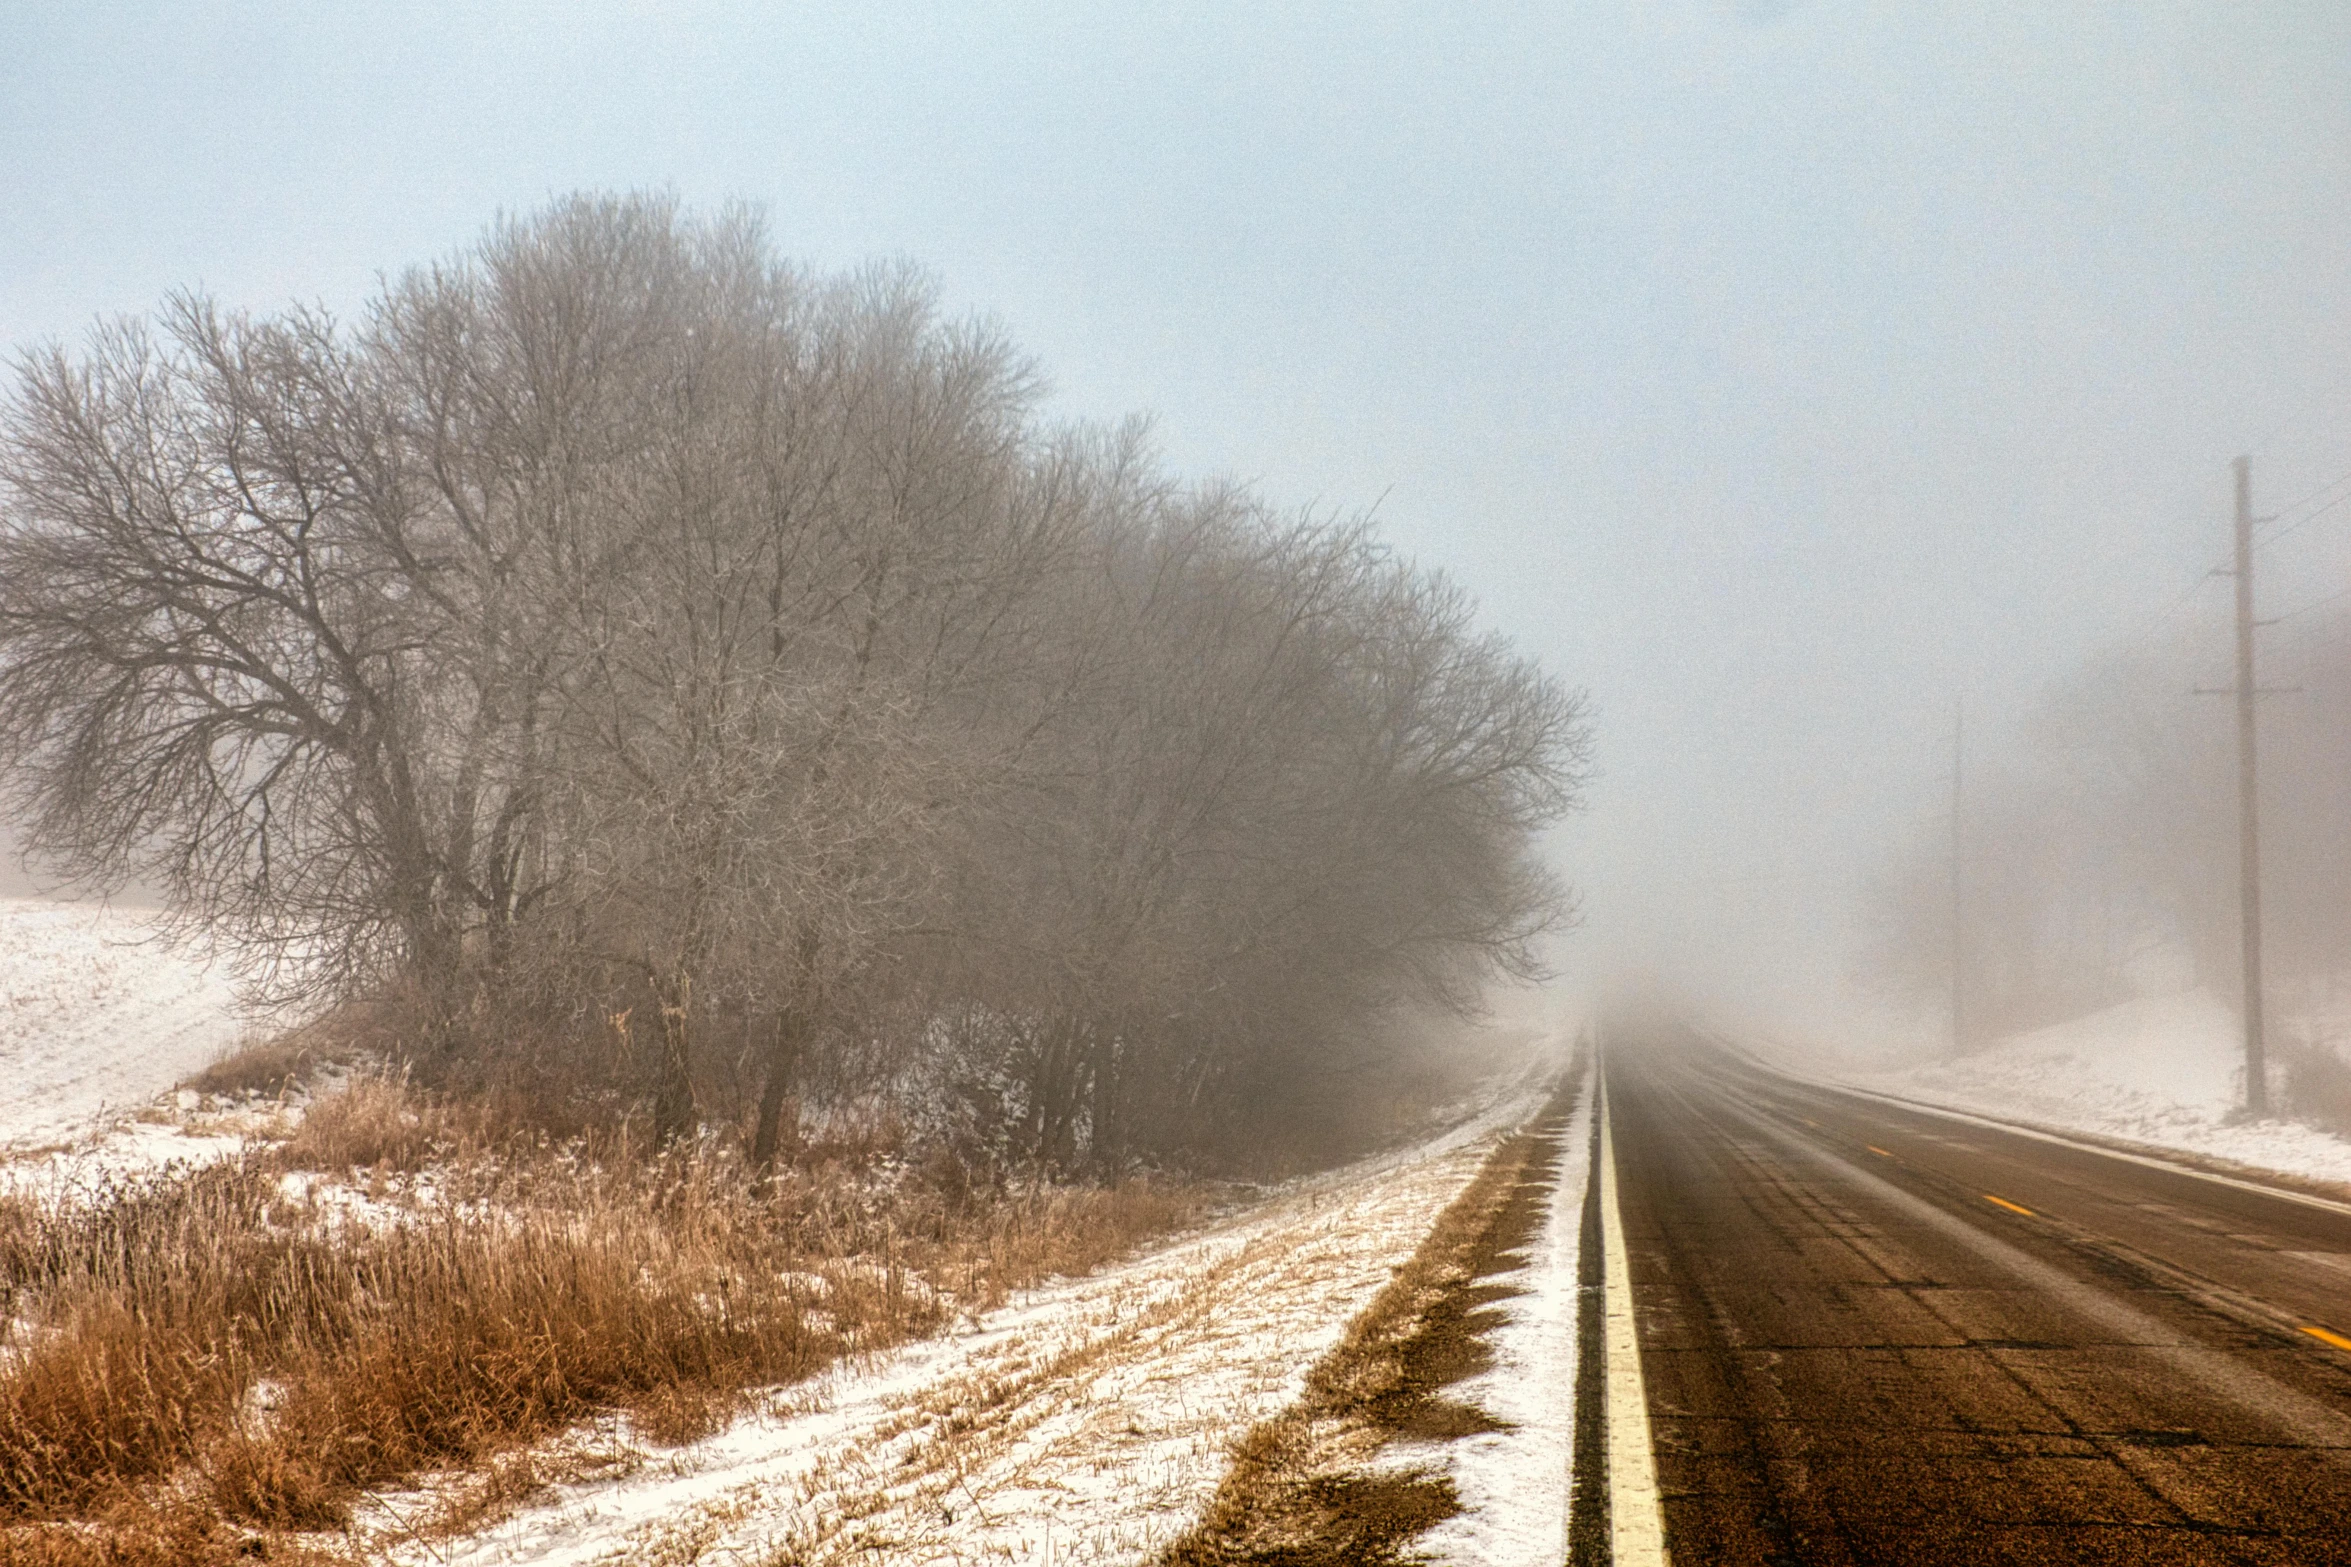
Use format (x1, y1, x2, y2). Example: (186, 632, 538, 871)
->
(371, 1074, 1557, 1567)
(0, 886, 1583, 1559)
(0, 897, 244, 1152)
(1799, 990, 2351, 1188)
(1405, 1052, 1593, 1567)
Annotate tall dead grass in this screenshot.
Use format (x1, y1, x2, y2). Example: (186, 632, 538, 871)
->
(2279, 1034, 2351, 1138)
(183, 1003, 399, 1101)
(0, 1076, 1202, 1564)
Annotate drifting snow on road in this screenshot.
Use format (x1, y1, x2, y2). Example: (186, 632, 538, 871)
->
(375, 1080, 1555, 1567)
(0, 897, 242, 1149)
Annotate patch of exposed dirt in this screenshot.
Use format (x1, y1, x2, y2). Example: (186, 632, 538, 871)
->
(1155, 1068, 1580, 1567)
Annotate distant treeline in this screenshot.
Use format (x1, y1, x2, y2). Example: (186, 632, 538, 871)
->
(0, 194, 1589, 1168)
(1860, 613, 2351, 1046)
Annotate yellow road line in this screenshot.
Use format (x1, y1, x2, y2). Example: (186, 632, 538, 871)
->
(1983, 1194, 2035, 1217)
(1866, 1145, 1895, 1158)
(2301, 1324, 2351, 1352)
(1599, 1075, 1672, 1565)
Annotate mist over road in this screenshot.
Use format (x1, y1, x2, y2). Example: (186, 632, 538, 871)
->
(1607, 1027, 2351, 1564)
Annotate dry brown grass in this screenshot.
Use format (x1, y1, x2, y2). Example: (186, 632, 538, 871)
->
(182, 1031, 324, 1100)
(277, 1072, 439, 1170)
(183, 1003, 397, 1101)
(0, 1075, 1205, 1563)
(2280, 1035, 2351, 1139)
(271, 1067, 514, 1173)
(1156, 1078, 1578, 1567)
(0, 1497, 348, 1567)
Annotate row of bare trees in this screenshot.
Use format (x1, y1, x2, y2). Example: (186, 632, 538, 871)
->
(0, 194, 1589, 1167)
(1859, 611, 2351, 1047)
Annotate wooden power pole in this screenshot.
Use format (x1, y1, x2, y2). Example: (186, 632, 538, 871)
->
(2232, 455, 2268, 1117)
(1951, 699, 1965, 1056)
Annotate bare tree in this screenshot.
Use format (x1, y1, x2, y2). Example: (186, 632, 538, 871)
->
(0, 300, 504, 1006)
(942, 496, 1587, 1164)
(0, 192, 1594, 1166)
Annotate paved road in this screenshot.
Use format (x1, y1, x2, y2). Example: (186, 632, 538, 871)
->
(1609, 1026, 2351, 1564)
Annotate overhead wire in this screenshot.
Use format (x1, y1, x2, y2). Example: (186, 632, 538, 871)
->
(2094, 456, 2348, 674)
(1955, 437, 2351, 716)
(2245, 464, 2351, 672)
(1976, 377, 2351, 665)
(2111, 531, 2233, 656)
(2265, 617, 2351, 674)
(2252, 473, 2351, 555)
(2246, 375, 2351, 465)
(2267, 582, 2351, 630)
(2261, 464, 2351, 526)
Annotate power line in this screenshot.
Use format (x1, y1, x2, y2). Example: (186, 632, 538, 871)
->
(2095, 454, 2280, 654)
(2247, 376, 2351, 462)
(2108, 464, 2351, 660)
(2262, 465, 2351, 526)
(2252, 475, 2351, 554)
(2111, 550, 2230, 657)
(2266, 608, 2351, 673)
(2265, 628, 2350, 676)
(2265, 582, 2351, 630)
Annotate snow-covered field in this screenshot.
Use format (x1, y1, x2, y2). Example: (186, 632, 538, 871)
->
(0, 896, 243, 1150)
(1793, 990, 2351, 1189)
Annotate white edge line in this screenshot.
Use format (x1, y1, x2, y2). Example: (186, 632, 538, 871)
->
(1704, 1030, 2351, 1223)
(1600, 1068, 1671, 1565)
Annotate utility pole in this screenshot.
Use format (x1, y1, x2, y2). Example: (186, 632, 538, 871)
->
(1951, 698, 1965, 1056)
(2232, 454, 2268, 1117)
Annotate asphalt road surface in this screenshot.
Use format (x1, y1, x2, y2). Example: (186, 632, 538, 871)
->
(1609, 1026, 2351, 1565)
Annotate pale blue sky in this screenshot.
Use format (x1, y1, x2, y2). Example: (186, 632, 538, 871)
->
(6, 2, 2349, 1026)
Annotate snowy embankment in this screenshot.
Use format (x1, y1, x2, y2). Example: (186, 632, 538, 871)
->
(1822, 991, 2351, 1189)
(0, 896, 242, 1151)
(372, 1070, 1576, 1567)
(1405, 1054, 1593, 1566)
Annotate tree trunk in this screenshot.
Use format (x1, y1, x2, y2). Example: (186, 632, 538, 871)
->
(652, 970, 697, 1145)
(751, 1004, 807, 1171)
(753, 927, 825, 1170)
(1087, 1028, 1123, 1175)
(1030, 1019, 1091, 1170)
